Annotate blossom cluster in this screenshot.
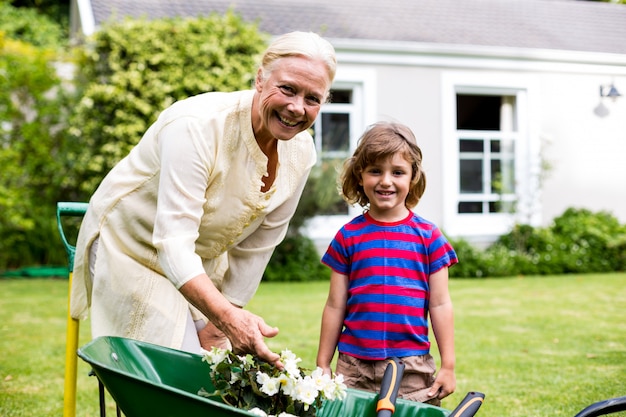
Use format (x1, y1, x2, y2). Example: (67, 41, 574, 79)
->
(200, 347, 347, 417)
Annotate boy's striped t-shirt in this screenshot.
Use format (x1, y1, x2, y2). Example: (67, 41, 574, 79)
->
(321, 211, 457, 360)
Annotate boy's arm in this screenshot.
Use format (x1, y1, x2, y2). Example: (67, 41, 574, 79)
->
(428, 267, 456, 400)
(316, 270, 349, 375)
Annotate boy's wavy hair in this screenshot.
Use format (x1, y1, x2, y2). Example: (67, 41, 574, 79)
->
(340, 121, 426, 209)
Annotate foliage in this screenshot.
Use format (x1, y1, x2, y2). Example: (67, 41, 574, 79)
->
(0, 31, 73, 268)
(264, 161, 345, 283)
(66, 12, 267, 196)
(9, 0, 70, 31)
(449, 208, 626, 278)
(200, 347, 347, 417)
(0, 9, 269, 269)
(287, 160, 346, 234)
(0, 2, 65, 49)
(264, 235, 330, 282)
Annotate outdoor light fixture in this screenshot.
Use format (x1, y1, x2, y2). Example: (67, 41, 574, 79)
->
(599, 83, 622, 101)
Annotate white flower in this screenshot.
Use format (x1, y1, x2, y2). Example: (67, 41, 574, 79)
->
(257, 371, 280, 396)
(293, 375, 320, 405)
(204, 346, 347, 417)
(280, 349, 303, 378)
(202, 346, 229, 371)
(310, 368, 331, 391)
(327, 373, 348, 400)
(249, 407, 268, 416)
(230, 371, 240, 384)
(277, 373, 298, 398)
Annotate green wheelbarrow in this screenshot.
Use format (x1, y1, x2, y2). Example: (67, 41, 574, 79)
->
(77, 336, 484, 417)
(77, 336, 626, 417)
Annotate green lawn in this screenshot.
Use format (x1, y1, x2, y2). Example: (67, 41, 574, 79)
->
(1, 274, 625, 417)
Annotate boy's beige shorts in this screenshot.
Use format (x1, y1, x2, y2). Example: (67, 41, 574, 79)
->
(336, 352, 440, 406)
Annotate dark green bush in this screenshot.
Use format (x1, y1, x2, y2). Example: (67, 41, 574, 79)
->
(263, 235, 330, 282)
(0, 2, 65, 49)
(450, 208, 626, 278)
(551, 208, 625, 273)
(447, 238, 486, 278)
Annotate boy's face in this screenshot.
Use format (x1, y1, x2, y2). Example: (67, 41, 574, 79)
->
(359, 153, 413, 222)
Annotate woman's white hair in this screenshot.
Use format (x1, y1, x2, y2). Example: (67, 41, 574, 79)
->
(259, 31, 337, 96)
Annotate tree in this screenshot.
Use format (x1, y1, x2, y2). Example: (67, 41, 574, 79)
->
(0, 30, 72, 268)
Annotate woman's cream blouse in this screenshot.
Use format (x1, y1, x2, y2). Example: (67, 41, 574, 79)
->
(69, 90, 316, 347)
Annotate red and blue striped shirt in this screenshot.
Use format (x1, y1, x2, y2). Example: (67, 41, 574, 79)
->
(321, 211, 457, 360)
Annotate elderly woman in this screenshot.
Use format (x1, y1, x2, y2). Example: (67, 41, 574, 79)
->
(70, 31, 337, 367)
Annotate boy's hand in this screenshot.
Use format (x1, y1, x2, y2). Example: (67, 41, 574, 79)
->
(428, 367, 456, 400)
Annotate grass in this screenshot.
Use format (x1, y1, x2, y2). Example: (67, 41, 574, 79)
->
(0, 273, 625, 417)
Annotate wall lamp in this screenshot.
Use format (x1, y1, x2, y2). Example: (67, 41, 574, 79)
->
(599, 83, 621, 102)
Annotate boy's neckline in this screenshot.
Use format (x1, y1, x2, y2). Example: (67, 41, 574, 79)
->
(364, 210, 412, 226)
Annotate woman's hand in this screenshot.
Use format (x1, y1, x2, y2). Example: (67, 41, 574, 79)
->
(180, 274, 283, 369)
(198, 320, 232, 350)
(217, 307, 284, 369)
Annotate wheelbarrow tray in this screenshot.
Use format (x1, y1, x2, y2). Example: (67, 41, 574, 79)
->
(77, 336, 450, 417)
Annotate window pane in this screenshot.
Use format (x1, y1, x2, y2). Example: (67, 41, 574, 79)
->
(490, 159, 501, 193)
(460, 160, 483, 193)
(459, 201, 483, 213)
(460, 139, 484, 153)
(322, 113, 350, 153)
(490, 200, 515, 213)
(456, 95, 502, 131)
(491, 159, 516, 194)
(329, 89, 352, 104)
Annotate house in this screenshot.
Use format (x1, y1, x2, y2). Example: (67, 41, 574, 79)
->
(70, 0, 626, 249)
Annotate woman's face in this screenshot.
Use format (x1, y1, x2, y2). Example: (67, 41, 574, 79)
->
(253, 55, 330, 142)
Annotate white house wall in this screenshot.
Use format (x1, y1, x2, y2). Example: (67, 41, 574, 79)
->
(331, 42, 626, 247)
(539, 72, 626, 225)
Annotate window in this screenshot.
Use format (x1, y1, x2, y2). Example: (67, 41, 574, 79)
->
(456, 94, 517, 215)
(441, 72, 540, 241)
(310, 88, 358, 216)
(302, 68, 376, 248)
(313, 89, 354, 162)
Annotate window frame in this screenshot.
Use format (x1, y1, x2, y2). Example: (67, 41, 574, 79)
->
(303, 67, 377, 244)
(441, 72, 541, 241)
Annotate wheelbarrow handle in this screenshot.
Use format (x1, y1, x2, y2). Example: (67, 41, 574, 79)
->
(57, 201, 90, 217)
(56, 202, 89, 272)
(448, 391, 485, 417)
(573, 395, 626, 417)
(376, 357, 405, 417)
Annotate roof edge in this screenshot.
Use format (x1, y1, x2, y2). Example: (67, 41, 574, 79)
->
(330, 38, 626, 74)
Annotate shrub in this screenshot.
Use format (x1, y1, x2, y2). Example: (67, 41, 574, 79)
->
(66, 12, 268, 196)
(0, 3, 65, 49)
(550, 208, 625, 273)
(448, 238, 486, 278)
(0, 30, 72, 268)
(263, 236, 330, 282)
(450, 208, 626, 278)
